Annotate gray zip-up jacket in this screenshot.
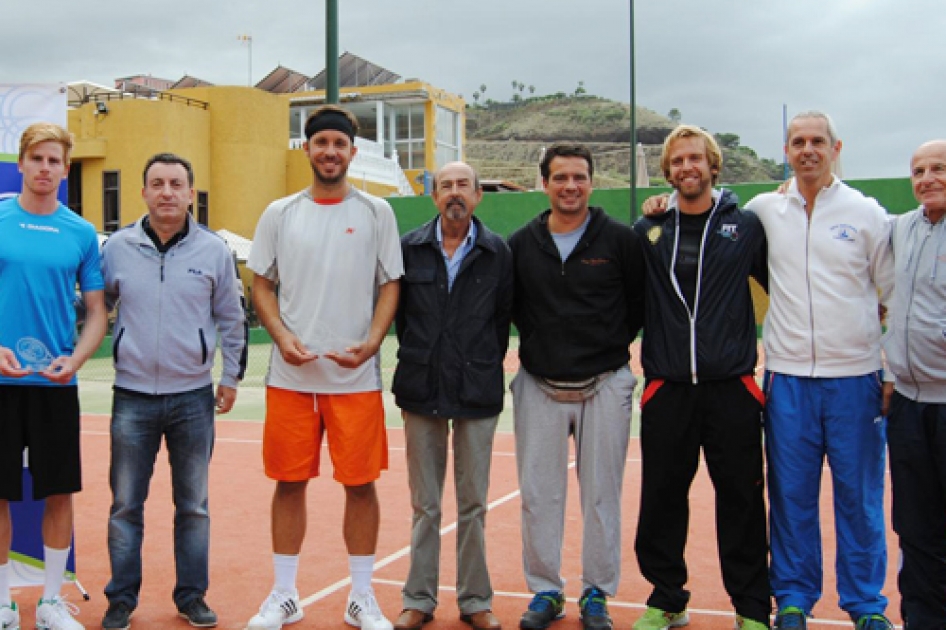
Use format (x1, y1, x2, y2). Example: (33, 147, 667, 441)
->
(884, 208, 946, 402)
(102, 214, 247, 394)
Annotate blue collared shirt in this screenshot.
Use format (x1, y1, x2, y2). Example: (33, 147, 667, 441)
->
(436, 217, 477, 292)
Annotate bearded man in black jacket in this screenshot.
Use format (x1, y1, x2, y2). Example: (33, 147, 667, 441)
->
(631, 125, 770, 630)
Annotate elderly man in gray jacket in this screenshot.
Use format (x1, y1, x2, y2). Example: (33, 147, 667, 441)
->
(883, 139, 946, 630)
(99, 153, 247, 630)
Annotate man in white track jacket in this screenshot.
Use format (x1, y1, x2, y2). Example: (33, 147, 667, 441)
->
(745, 112, 894, 630)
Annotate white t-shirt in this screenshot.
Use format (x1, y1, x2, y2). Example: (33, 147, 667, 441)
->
(248, 188, 404, 393)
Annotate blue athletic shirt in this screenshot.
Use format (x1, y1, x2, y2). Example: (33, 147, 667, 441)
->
(0, 196, 104, 386)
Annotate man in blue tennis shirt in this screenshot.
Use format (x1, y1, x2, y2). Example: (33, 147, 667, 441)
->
(0, 122, 107, 630)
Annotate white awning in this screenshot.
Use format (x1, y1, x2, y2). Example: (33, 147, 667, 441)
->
(217, 229, 253, 262)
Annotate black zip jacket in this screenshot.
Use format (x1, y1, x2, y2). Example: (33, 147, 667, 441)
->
(632, 189, 767, 383)
(508, 206, 645, 381)
(393, 215, 514, 419)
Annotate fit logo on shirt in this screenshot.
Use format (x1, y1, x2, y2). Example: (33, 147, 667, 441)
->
(717, 224, 739, 241)
(346, 227, 356, 234)
(830, 224, 857, 243)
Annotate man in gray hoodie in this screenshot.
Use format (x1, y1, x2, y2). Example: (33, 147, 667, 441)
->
(882, 139, 946, 630)
(99, 153, 248, 630)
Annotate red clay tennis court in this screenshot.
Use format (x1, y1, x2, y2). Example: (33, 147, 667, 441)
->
(8, 407, 901, 630)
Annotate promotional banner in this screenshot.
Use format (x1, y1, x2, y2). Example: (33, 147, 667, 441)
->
(0, 83, 68, 202)
(0, 83, 78, 588)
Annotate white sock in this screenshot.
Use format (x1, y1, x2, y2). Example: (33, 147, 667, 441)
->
(0, 562, 10, 606)
(43, 545, 70, 601)
(273, 553, 299, 594)
(349, 555, 375, 596)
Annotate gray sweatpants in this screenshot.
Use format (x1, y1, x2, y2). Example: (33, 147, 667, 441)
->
(511, 365, 636, 596)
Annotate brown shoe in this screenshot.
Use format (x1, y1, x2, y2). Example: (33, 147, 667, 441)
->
(461, 610, 502, 630)
(395, 609, 434, 630)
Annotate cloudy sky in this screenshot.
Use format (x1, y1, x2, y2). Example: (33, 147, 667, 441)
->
(4, 0, 943, 179)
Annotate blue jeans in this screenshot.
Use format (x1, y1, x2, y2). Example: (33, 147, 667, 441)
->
(104, 385, 215, 609)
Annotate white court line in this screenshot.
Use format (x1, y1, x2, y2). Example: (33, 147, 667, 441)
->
(370, 579, 867, 627)
(300, 462, 575, 608)
(81, 419, 888, 625)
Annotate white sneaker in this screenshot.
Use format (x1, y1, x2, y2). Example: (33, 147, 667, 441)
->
(344, 589, 392, 630)
(0, 601, 19, 630)
(246, 589, 303, 630)
(36, 596, 83, 630)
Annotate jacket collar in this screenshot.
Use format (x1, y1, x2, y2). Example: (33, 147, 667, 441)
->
(133, 212, 198, 251)
(530, 205, 606, 239)
(405, 214, 498, 253)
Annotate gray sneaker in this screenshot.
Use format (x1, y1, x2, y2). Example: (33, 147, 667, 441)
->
(177, 597, 217, 628)
(102, 601, 133, 630)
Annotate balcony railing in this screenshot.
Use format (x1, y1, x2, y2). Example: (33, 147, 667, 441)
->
(289, 136, 415, 196)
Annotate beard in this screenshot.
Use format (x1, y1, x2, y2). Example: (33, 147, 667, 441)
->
(311, 159, 348, 186)
(675, 177, 710, 201)
(444, 199, 469, 221)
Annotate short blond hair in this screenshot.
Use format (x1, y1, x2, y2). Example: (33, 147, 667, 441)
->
(18, 122, 73, 165)
(660, 124, 723, 185)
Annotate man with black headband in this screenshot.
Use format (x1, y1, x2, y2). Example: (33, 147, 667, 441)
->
(246, 104, 404, 630)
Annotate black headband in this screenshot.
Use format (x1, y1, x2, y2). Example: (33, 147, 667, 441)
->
(304, 111, 355, 141)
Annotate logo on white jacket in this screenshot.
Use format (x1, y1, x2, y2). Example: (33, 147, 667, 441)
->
(830, 224, 857, 242)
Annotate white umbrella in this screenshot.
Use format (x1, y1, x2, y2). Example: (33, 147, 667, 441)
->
(217, 229, 253, 262)
(635, 143, 650, 188)
(535, 147, 546, 191)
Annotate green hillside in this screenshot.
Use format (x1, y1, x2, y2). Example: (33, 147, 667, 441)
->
(464, 95, 782, 189)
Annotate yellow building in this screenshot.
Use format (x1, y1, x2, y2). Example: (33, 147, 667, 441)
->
(66, 54, 465, 238)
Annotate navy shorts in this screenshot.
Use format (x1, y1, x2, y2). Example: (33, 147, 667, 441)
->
(0, 385, 82, 500)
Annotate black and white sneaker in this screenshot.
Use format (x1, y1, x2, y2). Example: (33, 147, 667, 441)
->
(344, 589, 393, 630)
(246, 589, 303, 630)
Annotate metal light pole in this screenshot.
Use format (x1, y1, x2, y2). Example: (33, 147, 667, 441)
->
(782, 103, 789, 180)
(237, 34, 253, 87)
(326, 0, 339, 104)
(629, 0, 638, 221)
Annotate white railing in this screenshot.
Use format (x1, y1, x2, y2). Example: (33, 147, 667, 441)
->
(288, 136, 416, 196)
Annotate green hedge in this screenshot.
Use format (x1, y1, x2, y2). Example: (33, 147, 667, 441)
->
(388, 177, 916, 236)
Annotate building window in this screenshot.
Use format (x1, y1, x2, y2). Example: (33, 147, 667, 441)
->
(388, 103, 426, 170)
(435, 106, 460, 169)
(103, 171, 120, 233)
(67, 163, 82, 216)
(290, 107, 304, 142)
(355, 108, 378, 143)
(195, 191, 209, 226)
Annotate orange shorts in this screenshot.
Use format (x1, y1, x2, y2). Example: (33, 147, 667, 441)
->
(263, 387, 388, 485)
